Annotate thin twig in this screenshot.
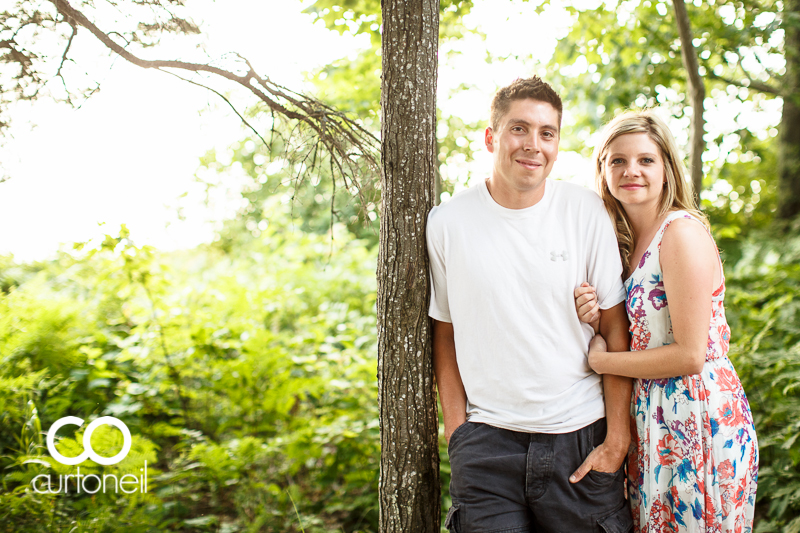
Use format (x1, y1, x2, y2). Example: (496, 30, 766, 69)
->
(161, 69, 268, 146)
(39, 0, 380, 228)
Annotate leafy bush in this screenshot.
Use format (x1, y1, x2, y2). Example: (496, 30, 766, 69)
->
(0, 202, 379, 532)
(725, 222, 800, 532)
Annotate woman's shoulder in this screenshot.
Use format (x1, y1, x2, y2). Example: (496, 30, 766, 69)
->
(662, 212, 711, 242)
(659, 211, 723, 296)
(662, 209, 709, 234)
(663, 209, 700, 226)
(660, 211, 718, 264)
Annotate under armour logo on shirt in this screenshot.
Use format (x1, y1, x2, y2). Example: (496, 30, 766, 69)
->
(550, 250, 569, 261)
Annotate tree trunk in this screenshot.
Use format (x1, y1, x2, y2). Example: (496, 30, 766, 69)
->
(673, 0, 706, 202)
(777, 0, 800, 220)
(378, 0, 441, 531)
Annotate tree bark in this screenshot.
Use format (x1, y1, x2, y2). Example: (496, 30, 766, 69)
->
(673, 0, 706, 202)
(777, 0, 800, 220)
(378, 0, 440, 531)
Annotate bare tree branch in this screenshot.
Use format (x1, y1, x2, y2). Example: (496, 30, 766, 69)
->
(707, 72, 783, 96)
(54, 21, 78, 103)
(23, 0, 380, 212)
(673, 0, 705, 199)
(160, 68, 268, 147)
(55, 22, 77, 80)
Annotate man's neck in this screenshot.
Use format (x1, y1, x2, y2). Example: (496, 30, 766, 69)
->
(485, 178, 547, 210)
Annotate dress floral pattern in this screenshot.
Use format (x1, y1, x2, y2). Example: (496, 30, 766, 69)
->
(625, 211, 758, 533)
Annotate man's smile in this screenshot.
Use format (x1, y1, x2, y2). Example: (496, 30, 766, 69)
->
(515, 158, 542, 170)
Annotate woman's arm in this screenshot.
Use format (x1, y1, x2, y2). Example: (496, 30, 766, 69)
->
(588, 219, 719, 379)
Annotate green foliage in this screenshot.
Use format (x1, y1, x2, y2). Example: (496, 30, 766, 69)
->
(549, 0, 782, 132)
(301, 0, 474, 123)
(301, 0, 480, 200)
(704, 135, 779, 264)
(0, 202, 380, 532)
(725, 224, 800, 529)
(546, 0, 784, 198)
(2, 2, 794, 531)
(198, 138, 381, 250)
(303, 0, 474, 45)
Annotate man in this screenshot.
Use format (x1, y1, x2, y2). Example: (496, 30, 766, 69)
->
(427, 76, 633, 532)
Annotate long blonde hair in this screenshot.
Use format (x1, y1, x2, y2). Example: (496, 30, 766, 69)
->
(594, 109, 708, 274)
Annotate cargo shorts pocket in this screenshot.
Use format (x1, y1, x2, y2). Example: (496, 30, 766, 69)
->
(447, 421, 479, 455)
(587, 465, 625, 486)
(596, 502, 633, 533)
(444, 501, 461, 532)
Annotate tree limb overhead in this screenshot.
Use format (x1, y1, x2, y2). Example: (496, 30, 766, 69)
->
(1, 0, 379, 206)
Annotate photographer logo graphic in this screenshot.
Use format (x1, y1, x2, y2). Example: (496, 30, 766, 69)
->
(47, 416, 132, 465)
(33, 416, 148, 494)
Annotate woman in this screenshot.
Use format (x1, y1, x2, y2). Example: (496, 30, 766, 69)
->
(575, 110, 758, 532)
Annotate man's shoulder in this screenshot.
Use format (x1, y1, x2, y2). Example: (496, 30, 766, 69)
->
(428, 183, 483, 226)
(549, 180, 606, 214)
(550, 179, 601, 202)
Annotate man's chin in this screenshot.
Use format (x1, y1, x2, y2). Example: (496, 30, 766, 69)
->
(515, 174, 548, 187)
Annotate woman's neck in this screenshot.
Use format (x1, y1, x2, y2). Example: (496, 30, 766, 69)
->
(627, 206, 665, 246)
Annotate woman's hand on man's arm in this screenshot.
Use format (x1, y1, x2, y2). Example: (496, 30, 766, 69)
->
(574, 282, 601, 333)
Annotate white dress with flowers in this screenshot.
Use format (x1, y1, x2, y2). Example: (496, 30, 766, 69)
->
(625, 210, 758, 533)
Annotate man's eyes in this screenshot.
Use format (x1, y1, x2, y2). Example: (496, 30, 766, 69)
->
(509, 127, 556, 137)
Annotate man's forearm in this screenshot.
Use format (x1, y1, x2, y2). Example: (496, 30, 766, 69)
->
(433, 319, 467, 442)
(602, 374, 632, 449)
(599, 303, 632, 453)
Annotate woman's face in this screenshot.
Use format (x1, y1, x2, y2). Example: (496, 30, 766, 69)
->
(604, 133, 666, 213)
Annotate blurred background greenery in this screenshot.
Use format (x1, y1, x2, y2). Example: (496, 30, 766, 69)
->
(1, 0, 799, 531)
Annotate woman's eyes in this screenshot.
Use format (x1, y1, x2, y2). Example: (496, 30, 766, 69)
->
(610, 157, 656, 165)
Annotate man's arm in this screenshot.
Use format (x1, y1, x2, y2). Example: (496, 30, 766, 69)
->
(599, 301, 633, 461)
(433, 319, 467, 443)
(570, 301, 632, 483)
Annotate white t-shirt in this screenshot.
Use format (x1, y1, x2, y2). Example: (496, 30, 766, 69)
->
(427, 178, 626, 433)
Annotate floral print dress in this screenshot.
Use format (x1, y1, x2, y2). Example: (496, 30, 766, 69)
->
(625, 210, 758, 533)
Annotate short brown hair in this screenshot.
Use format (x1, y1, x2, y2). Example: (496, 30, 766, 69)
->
(490, 76, 563, 130)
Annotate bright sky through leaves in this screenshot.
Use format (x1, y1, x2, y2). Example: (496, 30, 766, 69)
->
(3, 0, 773, 261)
(0, 0, 369, 261)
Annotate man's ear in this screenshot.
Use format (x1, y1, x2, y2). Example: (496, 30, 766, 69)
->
(485, 127, 495, 153)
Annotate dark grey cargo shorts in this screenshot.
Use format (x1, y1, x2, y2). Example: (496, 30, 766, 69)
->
(445, 418, 633, 533)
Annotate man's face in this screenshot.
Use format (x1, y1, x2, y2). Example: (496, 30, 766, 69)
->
(485, 98, 560, 199)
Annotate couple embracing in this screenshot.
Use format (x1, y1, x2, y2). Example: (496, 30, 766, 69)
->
(427, 76, 759, 533)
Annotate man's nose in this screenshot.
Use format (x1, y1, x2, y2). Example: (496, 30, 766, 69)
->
(523, 134, 540, 152)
